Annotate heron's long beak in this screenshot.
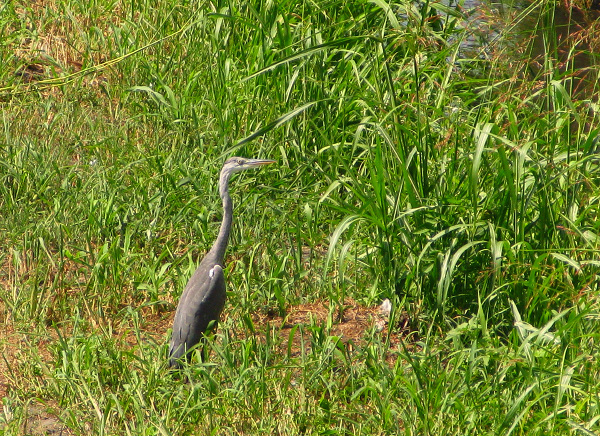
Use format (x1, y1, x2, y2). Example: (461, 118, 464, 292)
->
(247, 159, 276, 167)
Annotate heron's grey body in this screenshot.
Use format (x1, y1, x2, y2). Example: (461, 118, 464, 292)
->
(169, 157, 274, 368)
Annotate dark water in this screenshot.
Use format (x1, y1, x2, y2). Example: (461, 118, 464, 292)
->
(446, 0, 597, 98)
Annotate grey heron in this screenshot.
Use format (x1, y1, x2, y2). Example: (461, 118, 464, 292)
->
(169, 157, 275, 368)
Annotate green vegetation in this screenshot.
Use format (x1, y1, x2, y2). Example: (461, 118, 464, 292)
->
(1, 0, 599, 434)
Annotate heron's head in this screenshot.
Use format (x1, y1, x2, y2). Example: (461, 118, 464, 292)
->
(219, 157, 276, 196)
(222, 157, 276, 176)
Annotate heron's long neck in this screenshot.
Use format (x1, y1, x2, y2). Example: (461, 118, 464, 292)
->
(210, 173, 233, 264)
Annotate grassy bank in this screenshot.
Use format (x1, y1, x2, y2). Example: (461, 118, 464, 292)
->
(1, 0, 599, 434)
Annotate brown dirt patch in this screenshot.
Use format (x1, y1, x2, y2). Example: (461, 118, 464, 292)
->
(234, 299, 416, 363)
(0, 321, 56, 400)
(0, 314, 70, 435)
(22, 400, 73, 436)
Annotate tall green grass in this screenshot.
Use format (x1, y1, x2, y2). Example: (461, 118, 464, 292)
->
(1, 0, 599, 434)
